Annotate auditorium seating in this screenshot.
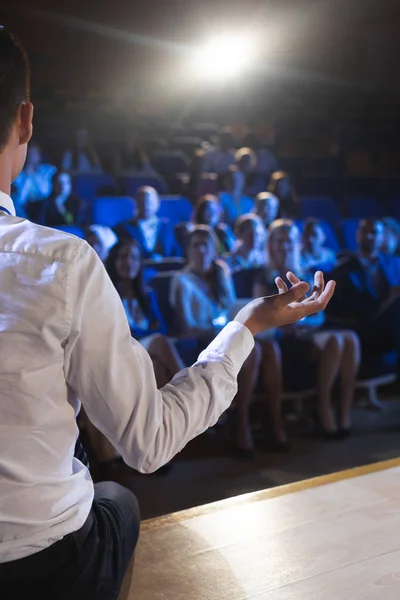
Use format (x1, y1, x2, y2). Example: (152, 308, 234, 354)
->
(120, 174, 169, 196)
(54, 225, 85, 238)
(92, 196, 135, 228)
(158, 196, 193, 225)
(299, 195, 341, 225)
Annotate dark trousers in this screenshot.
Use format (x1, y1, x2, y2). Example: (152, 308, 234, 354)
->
(1, 481, 140, 600)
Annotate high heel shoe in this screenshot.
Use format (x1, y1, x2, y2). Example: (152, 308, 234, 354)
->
(313, 412, 342, 440)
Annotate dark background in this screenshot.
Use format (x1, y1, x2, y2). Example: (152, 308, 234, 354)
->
(3, 0, 400, 113)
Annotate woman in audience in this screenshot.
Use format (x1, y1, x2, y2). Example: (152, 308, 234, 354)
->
(381, 217, 400, 255)
(40, 171, 83, 226)
(61, 127, 103, 174)
(301, 218, 337, 271)
(193, 195, 236, 254)
(254, 219, 360, 436)
(170, 225, 286, 456)
(224, 214, 267, 272)
(268, 171, 299, 219)
(253, 192, 280, 228)
(13, 142, 57, 219)
(106, 239, 185, 388)
(219, 166, 254, 225)
(113, 127, 155, 175)
(115, 186, 178, 258)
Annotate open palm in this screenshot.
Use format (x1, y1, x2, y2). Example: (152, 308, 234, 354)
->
(234, 271, 336, 336)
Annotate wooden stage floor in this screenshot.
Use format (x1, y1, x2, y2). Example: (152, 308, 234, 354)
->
(123, 457, 400, 599)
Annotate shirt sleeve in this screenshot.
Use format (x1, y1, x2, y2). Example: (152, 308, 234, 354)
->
(64, 243, 254, 473)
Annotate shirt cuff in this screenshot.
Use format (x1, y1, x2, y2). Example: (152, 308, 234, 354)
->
(197, 321, 254, 370)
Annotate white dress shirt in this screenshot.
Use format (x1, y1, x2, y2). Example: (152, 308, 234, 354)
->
(0, 190, 254, 563)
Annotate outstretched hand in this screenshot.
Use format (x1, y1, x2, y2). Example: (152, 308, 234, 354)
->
(234, 270, 335, 336)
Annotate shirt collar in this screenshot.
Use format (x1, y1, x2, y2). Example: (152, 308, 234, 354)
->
(0, 190, 16, 216)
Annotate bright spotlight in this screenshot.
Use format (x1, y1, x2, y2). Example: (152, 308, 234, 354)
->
(193, 34, 254, 80)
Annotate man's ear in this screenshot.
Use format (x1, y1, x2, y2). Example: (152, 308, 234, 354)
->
(17, 102, 33, 145)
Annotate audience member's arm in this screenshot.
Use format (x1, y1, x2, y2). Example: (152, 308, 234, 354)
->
(64, 242, 254, 473)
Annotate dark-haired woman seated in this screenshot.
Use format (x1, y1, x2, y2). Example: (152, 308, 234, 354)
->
(170, 225, 286, 456)
(106, 239, 185, 387)
(224, 214, 267, 272)
(268, 171, 299, 219)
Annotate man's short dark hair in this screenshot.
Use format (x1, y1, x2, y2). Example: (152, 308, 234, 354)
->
(0, 28, 30, 152)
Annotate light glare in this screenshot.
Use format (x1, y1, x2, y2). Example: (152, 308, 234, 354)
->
(194, 35, 254, 80)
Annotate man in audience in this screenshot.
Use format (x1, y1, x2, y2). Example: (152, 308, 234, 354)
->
(327, 218, 400, 372)
(0, 28, 335, 600)
(115, 185, 178, 258)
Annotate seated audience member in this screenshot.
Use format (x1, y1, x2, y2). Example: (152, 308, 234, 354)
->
(61, 127, 103, 174)
(203, 129, 236, 174)
(13, 142, 56, 218)
(187, 149, 206, 201)
(327, 218, 400, 373)
(381, 217, 400, 255)
(193, 195, 236, 254)
(224, 214, 267, 272)
(243, 133, 278, 177)
(219, 166, 254, 225)
(113, 127, 155, 175)
(85, 224, 118, 262)
(268, 170, 299, 219)
(170, 225, 285, 454)
(253, 192, 280, 228)
(255, 219, 360, 435)
(301, 218, 337, 271)
(40, 172, 83, 226)
(106, 239, 185, 387)
(115, 186, 178, 258)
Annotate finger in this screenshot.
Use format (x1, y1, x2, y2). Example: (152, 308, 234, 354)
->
(278, 281, 310, 306)
(286, 271, 307, 301)
(300, 280, 336, 314)
(304, 270, 325, 302)
(286, 271, 301, 285)
(275, 277, 287, 294)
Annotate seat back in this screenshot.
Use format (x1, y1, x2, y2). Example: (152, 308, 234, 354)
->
(346, 195, 382, 219)
(72, 174, 116, 201)
(53, 225, 85, 239)
(299, 195, 341, 225)
(340, 218, 359, 251)
(120, 175, 169, 196)
(148, 271, 177, 334)
(158, 196, 193, 225)
(93, 196, 135, 228)
(143, 258, 185, 272)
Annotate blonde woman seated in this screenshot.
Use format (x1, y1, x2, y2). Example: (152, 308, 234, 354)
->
(170, 225, 286, 456)
(254, 219, 361, 437)
(224, 214, 268, 272)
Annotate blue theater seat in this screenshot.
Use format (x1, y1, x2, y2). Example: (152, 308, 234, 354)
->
(148, 271, 177, 335)
(158, 196, 193, 225)
(299, 195, 341, 225)
(53, 225, 84, 238)
(346, 195, 382, 219)
(93, 196, 135, 228)
(120, 174, 169, 196)
(143, 258, 185, 272)
(340, 218, 359, 251)
(72, 174, 116, 201)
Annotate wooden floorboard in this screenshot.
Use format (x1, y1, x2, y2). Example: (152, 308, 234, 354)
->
(127, 459, 400, 599)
